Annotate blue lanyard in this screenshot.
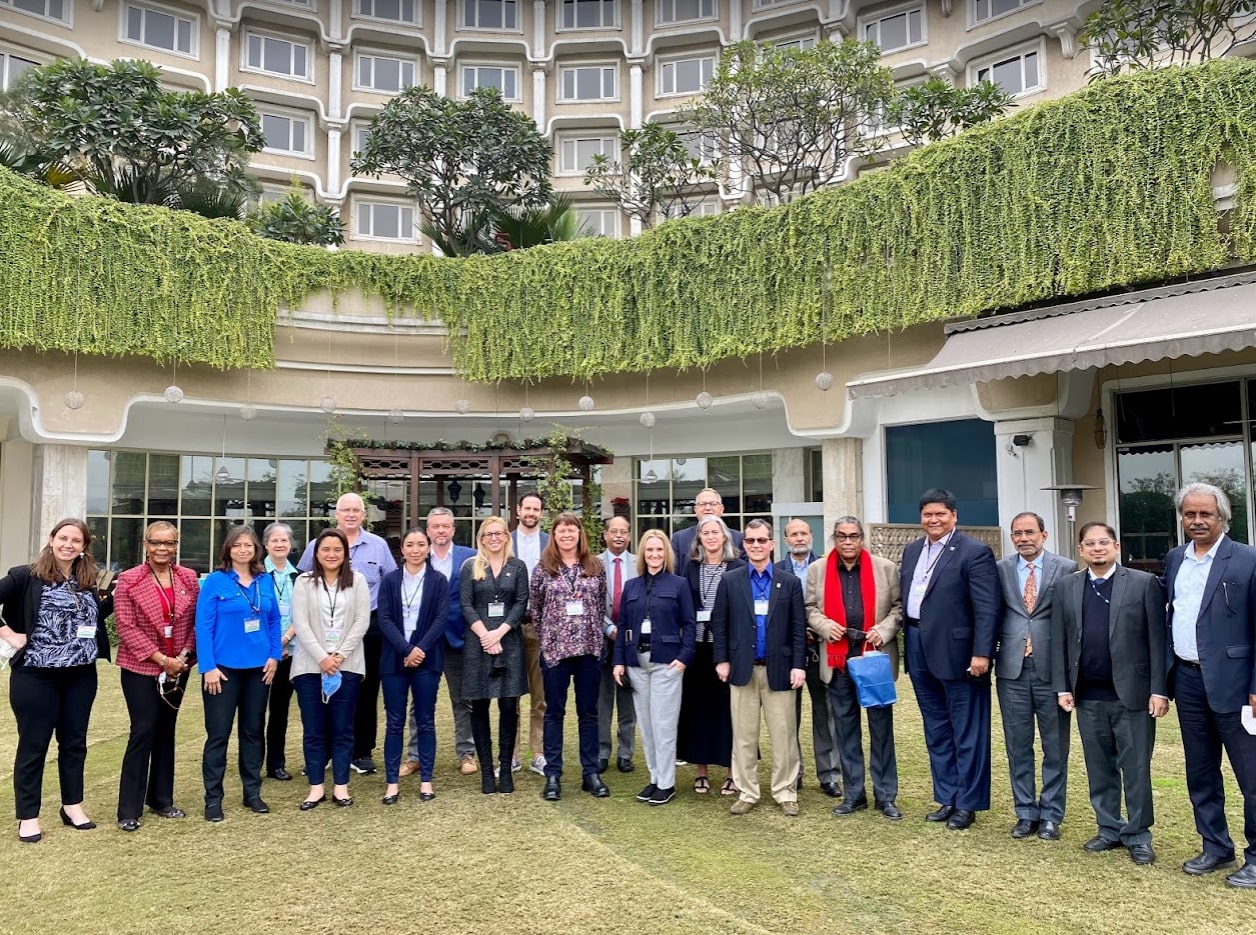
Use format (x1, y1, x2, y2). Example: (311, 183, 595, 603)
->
(236, 579, 261, 615)
(751, 573, 771, 604)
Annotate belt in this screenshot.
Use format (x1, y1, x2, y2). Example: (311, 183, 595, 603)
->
(1176, 656, 1202, 670)
(753, 659, 767, 666)
(904, 617, 920, 627)
(636, 643, 651, 654)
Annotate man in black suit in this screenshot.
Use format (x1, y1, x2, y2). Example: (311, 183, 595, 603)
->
(671, 488, 745, 564)
(1163, 483, 1256, 888)
(900, 488, 1000, 831)
(1051, 521, 1167, 866)
(713, 519, 807, 817)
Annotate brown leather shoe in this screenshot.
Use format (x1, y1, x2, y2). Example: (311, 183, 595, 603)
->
(398, 760, 420, 779)
(459, 754, 477, 775)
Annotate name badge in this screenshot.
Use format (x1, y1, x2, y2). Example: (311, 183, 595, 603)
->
(244, 618, 261, 633)
(76, 625, 97, 640)
(641, 617, 652, 635)
(754, 599, 769, 616)
(488, 602, 506, 618)
(324, 628, 341, 644)
(910, 581, 927, 602)
(162, 625, 173, 639)
(565, 599, 585, 617)
(696, 609, 712, 623)
(278, 599, 291, 621)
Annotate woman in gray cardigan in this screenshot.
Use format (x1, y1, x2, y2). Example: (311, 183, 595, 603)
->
(290, 528, 371, 810)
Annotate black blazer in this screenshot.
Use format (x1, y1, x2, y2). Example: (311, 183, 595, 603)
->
(1050, 566, 1167, 710)
(681, 557, 746, 608)
(378, 565, 450, 676)
(613, 571, 696, 668)
(1163, 536, 1256, 712)
(0, 565, 111, 665)
(712, 564, 806, 691)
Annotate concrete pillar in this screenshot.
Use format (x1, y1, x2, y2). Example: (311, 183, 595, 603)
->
(821, 436, 863, 530)
(994, 417, 1076, 557)
(30, 444, 89, 557)
(215, 27, 230, 92)
(772, 448, 806, 504)
(629, 63, 643, 129)
(532, 66, 546, 131)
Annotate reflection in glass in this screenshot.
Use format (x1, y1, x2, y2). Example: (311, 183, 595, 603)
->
(181, 456, 213, 516)
(1182, 441, 1248, 544)
(179, 519, 211, 574)
(308, 460, 335, 517)
(276, 459, 306, 517)
(109, 517, 143, 570)
(149, 454, 179, 516)
(213, 458, 246, 517)
(112, 452, 146, 514)
(87, 450, 110, 515)
(246, 458, 278, 519)
(741, 453, 772, 514)
(1117, 445, 1176, 573)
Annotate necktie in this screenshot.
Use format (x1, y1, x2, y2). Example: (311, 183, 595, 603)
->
(612, 557, 623, 624)
(1023, 563, 1037, 614)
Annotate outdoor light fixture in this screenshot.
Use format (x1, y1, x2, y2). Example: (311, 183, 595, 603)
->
(164, 385, 184, 404)
(1093, 408, 1107, 449)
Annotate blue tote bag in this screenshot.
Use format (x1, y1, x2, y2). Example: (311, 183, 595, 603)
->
(847, 651, 897, 708)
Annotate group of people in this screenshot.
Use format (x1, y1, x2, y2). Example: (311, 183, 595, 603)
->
(2, 482, 1254, 892)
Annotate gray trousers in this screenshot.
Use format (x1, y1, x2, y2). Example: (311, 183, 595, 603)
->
(828, 667, 898, 805)
(599, 644, 636, 762)
(996, 654, 1070, 822)
(626, 654, 684, 789)
(1076, 697, 1156, 846)
(409, 648, 473, 760)
(795, 648, 841, 785)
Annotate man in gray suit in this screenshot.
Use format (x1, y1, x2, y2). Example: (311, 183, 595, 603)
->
(597, 515, 637, 774)
(1051, 521, 1167, 866)
(995, 511, 1076, 842)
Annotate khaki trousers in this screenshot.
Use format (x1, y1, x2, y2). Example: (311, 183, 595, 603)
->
(523, 622, 546, 756)
(730, 666, 799, 805)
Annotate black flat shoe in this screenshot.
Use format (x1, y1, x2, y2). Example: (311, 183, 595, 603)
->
(299, 796, 325, 811)
(1082, 835, 1123, 852)
(117, 819, 141, 832)
(419, 791, 436, 802)
(381, 794, 399, 806)
(1129, 843, 1156, 865)
(820, 781, 843, 798)
(60, 807, 96, 830)
(149, 806, 186, 819)
(1226, 863, 1256, 889)
(832, 799, 868, 817)
(636, 783, 658, 803)
(497, 770, 514, 794)
(333, 796, 353, 808)
(267, 768, 294, 782)
(925, 804, 954, 823)
(244, 796, 270, 814)
(542, 776, 561, 801)
(616, 757, 635, 773)
(597, 757, 609, 774)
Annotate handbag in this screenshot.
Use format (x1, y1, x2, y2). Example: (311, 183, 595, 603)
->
(846, 650, 897, 708)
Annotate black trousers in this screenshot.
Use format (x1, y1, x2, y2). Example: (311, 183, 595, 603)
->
(471, 696, 520, 772)
(264, 655, 295, 772)
(201, 665, 268, 806)
(10, 663, 98, 820)
(118, 667, 187, 821)
(353, 621, 383, 759)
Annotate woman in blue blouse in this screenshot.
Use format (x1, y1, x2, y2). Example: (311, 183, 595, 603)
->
(195, 525, 282, 822)
(613, 530, 696, 806)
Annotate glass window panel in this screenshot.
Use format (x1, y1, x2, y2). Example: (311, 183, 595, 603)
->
(707, 456, 742, 512)
(740, 453, 772, 514)
(276, 458, 307, 517)
(1023, 51, 1038, 89)
(308, 460, 336, 518)
(879, 13, 908, 50)
(178, 519, 212, 575)
(1181, 441, 1248, 545)
(885, 419, 998, 524)
(373, 57, 401, 91)
(146, 10, 175, 50)
(112, 451, 147, 514)
(213, 457, 247, 517)
(127, 6, 142, 39)
(294, 44, 307, 76)
(109, 517, 144, 571)
(246, 458, 278, 520)
(87, 450, 110, 515)
(1116, 382, 1241, 443)
(181, 455, 213, 516)
(177, 18, 191, 52)
(1116, 445, 1176, 574)
(86, 517, 108, 563)
(148, 453, 179, 516)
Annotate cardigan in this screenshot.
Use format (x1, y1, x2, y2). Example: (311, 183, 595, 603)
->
(113, 562, 199, 676)
(0, 565, 111, 665)
(378, 564, 450, 675)
(290, 570, 372, 678)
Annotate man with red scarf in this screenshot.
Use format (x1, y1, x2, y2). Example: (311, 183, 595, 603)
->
(805, 517, 903, 820)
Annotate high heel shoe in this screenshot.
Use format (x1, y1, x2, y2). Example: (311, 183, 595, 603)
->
(17, 822, 40, 844)
(60, 806, 96, 830)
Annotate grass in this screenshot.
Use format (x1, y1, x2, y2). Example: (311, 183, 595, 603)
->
(0, 665, 1251, 935)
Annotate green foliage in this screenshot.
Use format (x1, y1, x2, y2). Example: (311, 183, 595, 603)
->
(0, 61, 1253, 378)
(584, 122, 722, 227)
(351, 86, 553, 257)
(1080, 0, 1256, 78)
(248, 190, 345, 246)
(488, 195, 591, 250)
(520, 428, 607, 542)
(886, 78, 1015, 146)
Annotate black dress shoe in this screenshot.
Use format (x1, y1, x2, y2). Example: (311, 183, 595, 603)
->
(267, 768, 293, 782)
(244, 796, 270, 814)
(1129, 843, 1156, 865)
(597, 758, 610, 774)
(636, 783, 658, 802)
(1226, 862, 1256, 889)
(60, 807, 96, 830)
(582, 773, 611, 798)
(1183, 852, 1236, 875)
(381, 794, 399, 806)
(1082, 835, 1122, 852)
(925, 804, 955, 823)
(299, 796, 325, 811)
(947, 808, 976, 830)
(17, 825, 41, 844)
(1038, 820, 1061, 840)
(117, 819, 141, 832)
(149, 806, 186, 819)
(831, 799, 868, 817)
(332, 796, 352, 808)
(1011, 818, 1039, 839)
(820, 781, 843, 798)
(204, 803, 225, 823)
(497, 769, 514, 794)
(617, 757, 635, 773)
(419, 791, 436, 802)
(542, 776, 561, 801)
(876, 800, 903, 821)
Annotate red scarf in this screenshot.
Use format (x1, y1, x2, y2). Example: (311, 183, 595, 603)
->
(823, 549, 877, 671)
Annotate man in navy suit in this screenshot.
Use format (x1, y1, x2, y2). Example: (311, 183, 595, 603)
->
(671, 488, 744, 564)
(900, 488, 1000, 831)
(1163, 482, 1256, 888)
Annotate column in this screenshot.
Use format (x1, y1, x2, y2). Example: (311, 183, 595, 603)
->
(327, 128, 342, 196)
(821, 437, 863, 531)
(215, 27, 231, 92)
(532, 66, 547, 132)
(433, 0, 447, 57)
(630, 0, 644, 56)
(628, 62, 643, 129)
(533, 0, 547, 52)
(772, 448, 806, 504)
(329, 50, 343, 120)
(30, 445, 88, 557)
(993, 417, 1076, 554)
(433, 62, 448, 97)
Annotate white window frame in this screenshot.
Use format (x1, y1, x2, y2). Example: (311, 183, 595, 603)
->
(259, 107, 314, 158)
(970, 0, 1039, 28)
(354, 0, 419, 26)
(575, 205, 621, 237)
(770, 33, 818, 52)
(866, 77, 925, 138)
(354, 197, 418, 243)
(558, 63, 618, 102)
(753, 0, 800, 8)
(557, 134, 618, 175)
(120, 1, 198, 59)
(350, 119, 375, 157)
(0, 48, 40, 91)
(274, 0, 316, 8)
(860, 3, 926, 54)
(459, 63, 522, 101)
(558, 0, 618, 30)
(462, 0, 520, 31)
(661, 198, 720, 221)
(671, 125, 718, 165)
(657, 53, 715, 97)
(0, 0, 70, 26)
(656, 0, 716, 26)
(354, 50, 418, 95)
(969, 40, 1045, 98)
(242, 28, 314, 82)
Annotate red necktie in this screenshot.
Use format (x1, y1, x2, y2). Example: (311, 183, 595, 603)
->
(612, 557, 623, 623)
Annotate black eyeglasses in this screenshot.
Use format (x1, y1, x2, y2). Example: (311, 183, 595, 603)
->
(834, 533, 862, 541)
(743, 537, 772, 545)
(146, 539, 179, 548)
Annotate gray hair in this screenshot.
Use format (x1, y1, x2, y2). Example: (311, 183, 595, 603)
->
(744, 518, 773, 537)
(1175, 482, 1232, 530)
(261, 521, 295, 546)
(830, 516, 865, 545)
(688, 515, 737, 562)
(426, 507, 455, 521)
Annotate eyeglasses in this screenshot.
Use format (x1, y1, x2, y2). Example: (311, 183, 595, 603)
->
(743, 537, 772, 545)
(481, 531, 507, 539)
(1081, 539, 1115, 548)
(695, 500, 721, 508)
(336, 508, 364, 515)
(833, 533, 862, 541)
(146, 539, 178, 548)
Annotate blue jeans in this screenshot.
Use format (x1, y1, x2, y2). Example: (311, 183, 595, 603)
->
(541, 654, 600, 778)
(293, 672, 362, 787)
(382, 668, 440, 783)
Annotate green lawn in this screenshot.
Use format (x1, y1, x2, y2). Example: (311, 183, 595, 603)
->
(0, 665, 1249, 935)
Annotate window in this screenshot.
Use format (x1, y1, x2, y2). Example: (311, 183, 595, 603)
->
(662, 199, 720, 220)
(357, 53, 417, 93)
(260, 111, 311, 156)
(356, 199, 416, 241)
(0, 0, 67, 23)
(657, 0, 715, 24)
(559, 135, 616, 174)
(0, 51, 37, 90)
(677, 128, 718, 164)
(754, 0, 800, 7)
(658, 55, 714, 95)
(460, 65, 520, 100)
(973, 46, 1042, 96)
(463, 0, 518, 29)
(561, 0, 616, 29)
(576, 207, 620, 237)
(633, 453, 773, 540)
(772, 35, 817, 52)
(123, 3, 196, 56)
(559, 64, 617, 101)
(245, 31, 312, 80)
(352, 121, 373, 155)
(973, 0, 1035, 25)
(356, 0, 417, 24)
(885, 420, 998, 525)
(863, 6, 924, 52)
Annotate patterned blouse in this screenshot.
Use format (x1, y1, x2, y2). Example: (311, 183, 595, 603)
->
(529, 562, 607, 667)
(24, 581, 99, 668)
(696, 562, 728, 643)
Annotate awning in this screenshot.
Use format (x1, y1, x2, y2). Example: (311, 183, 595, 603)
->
(847, 273, 1256, 399)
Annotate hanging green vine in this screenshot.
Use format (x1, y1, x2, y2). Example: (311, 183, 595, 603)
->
(0, 60, 1253, 377)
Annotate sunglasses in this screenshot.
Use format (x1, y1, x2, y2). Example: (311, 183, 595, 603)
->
(743, 537, 772, 545)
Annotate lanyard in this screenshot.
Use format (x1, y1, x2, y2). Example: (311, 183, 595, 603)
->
(700, 562, 725, 607)
(150, 566, 176, 623)
(751, 570, 771, 603)
(560, 564, 581, 595)
(920, 535, 950, 579)
(321, 580, 340, 623)
(402, 568, 425, 609)
(236, 578, 261, 615)
(270, 569, 291, 603)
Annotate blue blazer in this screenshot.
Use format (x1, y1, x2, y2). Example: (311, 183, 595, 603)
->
(899, 531, 1001, 681)
(378, 565, 450, 676)
(613, 571, 696, 668)
(439, 545, 477, 650)
(712, 564, 806, 692)
(1163, 535, 1256, 712)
